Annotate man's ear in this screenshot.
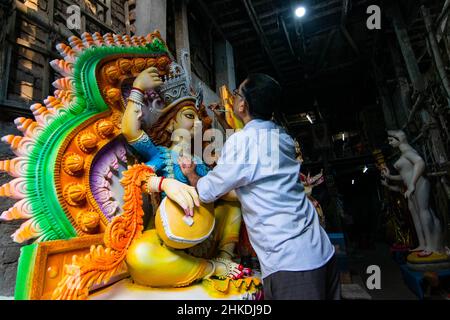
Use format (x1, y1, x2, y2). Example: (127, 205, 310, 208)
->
(238, 100, 247, 114)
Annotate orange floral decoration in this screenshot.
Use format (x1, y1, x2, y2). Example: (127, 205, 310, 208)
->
(51, 164, 155, 300)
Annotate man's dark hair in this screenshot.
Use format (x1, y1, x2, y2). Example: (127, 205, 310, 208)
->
(241, 73, 282, 120)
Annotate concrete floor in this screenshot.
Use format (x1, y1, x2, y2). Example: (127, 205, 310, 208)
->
(346, 242, 418, 300)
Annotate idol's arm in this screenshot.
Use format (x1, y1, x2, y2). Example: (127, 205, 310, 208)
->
(381, 179, 402, 193)
(122, 98, 144, 142)
(403, 150, 426, 197)
(142, 175, 199, 216)
(381, 167, 403, 181)
(122, 66, 162, 142)
(386, 175, 403, 181)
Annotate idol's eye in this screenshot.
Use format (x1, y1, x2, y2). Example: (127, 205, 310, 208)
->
(185, 113, 195, 119)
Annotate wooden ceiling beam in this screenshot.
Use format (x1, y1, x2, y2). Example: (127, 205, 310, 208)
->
(221, 19, 250, 29)
(242, 0, 283, 80)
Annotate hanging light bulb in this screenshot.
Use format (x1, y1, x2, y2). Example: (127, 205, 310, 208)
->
(295, 6, 306, 18)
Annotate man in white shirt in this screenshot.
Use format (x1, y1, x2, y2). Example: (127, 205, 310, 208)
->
(180, 74, 340, 300)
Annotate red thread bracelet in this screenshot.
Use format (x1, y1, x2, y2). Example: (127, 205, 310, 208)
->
(132, 87, 145, 94)
(158, 177, 165, 192)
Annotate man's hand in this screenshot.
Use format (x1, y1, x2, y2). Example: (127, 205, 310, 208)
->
(208, 103, 232, 130)
(178, 156, 197, 177)
(178, 156, 201, 188)
(133, 67, 163, 91)
(208, 103, 223, 114)
(208, 103, 226, 121)
(161, 178, 199, 217)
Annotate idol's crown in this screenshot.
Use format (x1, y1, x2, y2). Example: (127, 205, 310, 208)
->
(157, 50, 203, 108)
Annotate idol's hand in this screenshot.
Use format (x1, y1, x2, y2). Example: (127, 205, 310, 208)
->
(381, 167, 390, 179)
(133, 67, 163, 91)
(404, 184, 415, 199)
(178, 156, 197, 177)
(161, 178, 200, 216)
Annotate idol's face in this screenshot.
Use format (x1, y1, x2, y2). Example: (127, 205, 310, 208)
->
(173, 106, 200, 134)
(388, 136, 400, 148)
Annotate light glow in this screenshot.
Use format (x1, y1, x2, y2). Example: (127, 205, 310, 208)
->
(295, 6, 306, 18)
(306, 114, 313, 124)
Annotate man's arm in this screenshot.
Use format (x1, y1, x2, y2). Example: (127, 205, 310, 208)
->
(185, 170, 200, 188)
(180, 134, 255, 203)
(180, 158, 239, 202)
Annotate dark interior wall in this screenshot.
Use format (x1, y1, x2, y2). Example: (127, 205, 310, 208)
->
(2, 0, 128, 110)
(187, 1, 216, 90)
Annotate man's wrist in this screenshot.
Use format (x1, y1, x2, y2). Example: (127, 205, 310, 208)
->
(186, 171, 199, 179)
(186, 171, 200, 188)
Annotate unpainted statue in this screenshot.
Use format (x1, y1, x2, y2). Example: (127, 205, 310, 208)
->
(381, 130, 447, 263)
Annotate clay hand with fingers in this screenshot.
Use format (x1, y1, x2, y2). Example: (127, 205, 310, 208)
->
(160, 178, 199, 217)
(404, 184, 415, 199)
(133, 66, 163, 91)
(381, 167, 390, 179)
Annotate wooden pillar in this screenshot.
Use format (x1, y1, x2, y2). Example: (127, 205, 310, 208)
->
(214, 39, 236, 92)
(174, 0, 190, 73)
(135, 0, 167, 39)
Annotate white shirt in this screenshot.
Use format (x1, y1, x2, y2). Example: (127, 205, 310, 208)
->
(197, 119, 335, 279)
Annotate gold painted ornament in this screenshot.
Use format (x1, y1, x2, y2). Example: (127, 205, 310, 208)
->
(77, 132, 98, 153)
(64, 183, 87, 206)
(95, 120, 115, 138)
(62, 153, 84, 176)
(76, 210, 100, 233)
